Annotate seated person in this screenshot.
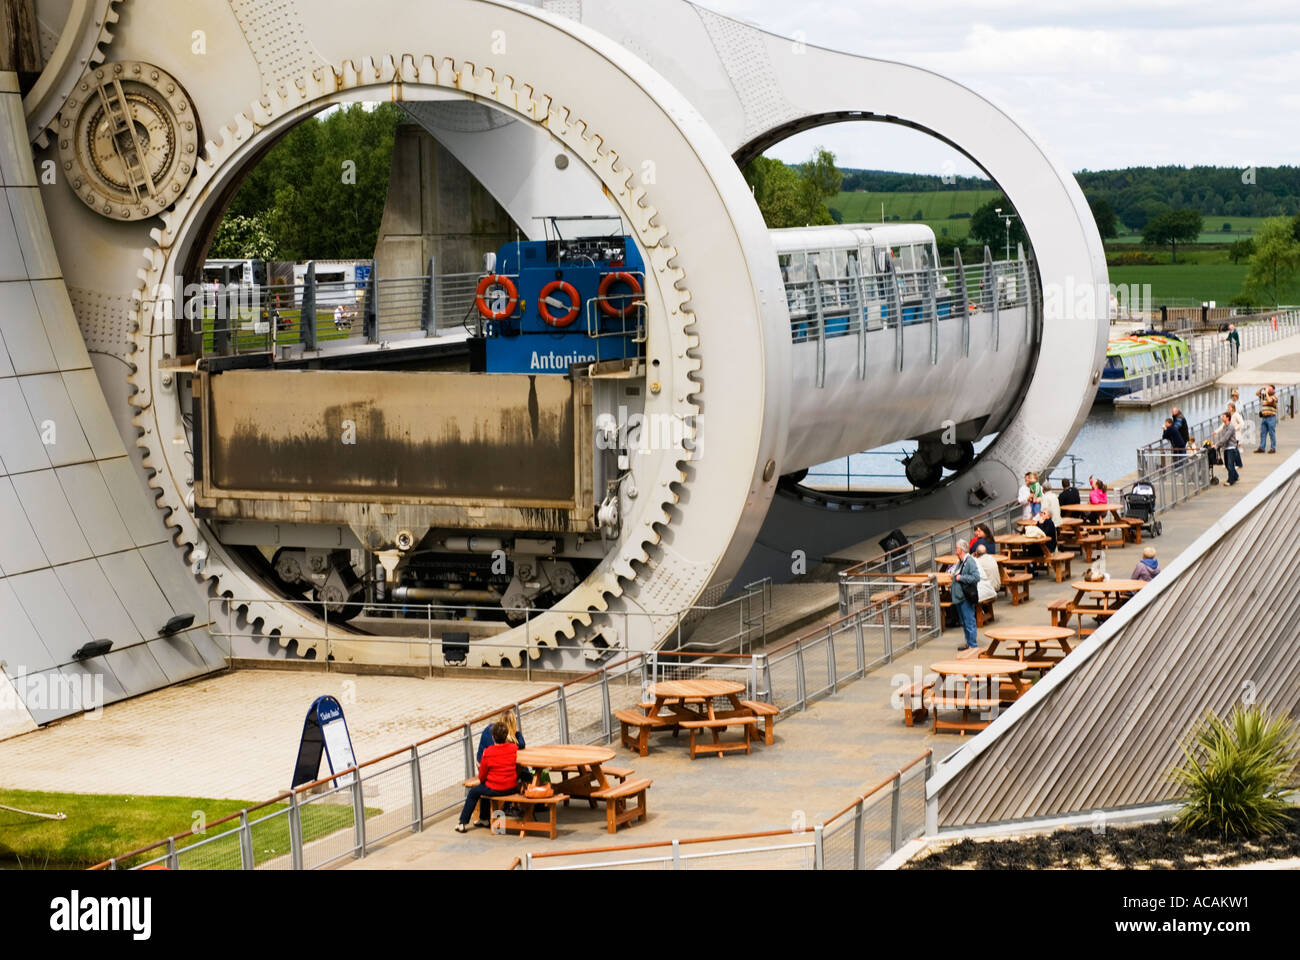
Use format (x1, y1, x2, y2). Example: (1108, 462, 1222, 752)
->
(1130, 547, 1159, 582)
(968, 523, 997, 556)
(1059, 479, 1081, 507)
(456, 721, 519, 833)
(476, 709, 525, 763)
(974, 544, 1000, 598)
(1087, 475, 1108, 505)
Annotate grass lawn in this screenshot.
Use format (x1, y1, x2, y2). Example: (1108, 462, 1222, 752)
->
(0, 788, 376, 869)
(1115, 216, 1279, 244)
(829, 188, 1000, 237)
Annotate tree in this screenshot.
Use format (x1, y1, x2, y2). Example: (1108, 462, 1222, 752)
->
(743, 147, 841, 228)
(208, 213, 276, 261)
(968, 195, 1027, 255)
(1244, 217, 1300, 307)
(1142, 209, 1202, 263)
(1227, 238, 1256, 265)
(1087, 195, 1117, 239)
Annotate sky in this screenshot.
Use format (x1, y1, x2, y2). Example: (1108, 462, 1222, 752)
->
(701, 0, 1300, 176)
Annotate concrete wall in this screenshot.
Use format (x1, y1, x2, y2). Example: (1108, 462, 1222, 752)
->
(371, 122, 518, 279)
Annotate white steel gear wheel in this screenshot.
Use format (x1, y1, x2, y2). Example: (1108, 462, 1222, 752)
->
(127, 39, 784, 667)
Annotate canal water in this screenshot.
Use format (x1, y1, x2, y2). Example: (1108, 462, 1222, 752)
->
(807, 383, 1250, 492)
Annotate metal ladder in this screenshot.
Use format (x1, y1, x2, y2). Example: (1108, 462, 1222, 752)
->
(95, 77, 154, 202)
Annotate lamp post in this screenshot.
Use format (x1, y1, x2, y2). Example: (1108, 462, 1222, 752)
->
(994, 207, 1017, 261)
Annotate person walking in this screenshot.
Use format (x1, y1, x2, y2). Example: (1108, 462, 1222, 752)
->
(1213, 412, 1240, 485)
(1227, 402, 1246, 468)
(1256, 386, 1278, 453)
(949, 541, 982, 651)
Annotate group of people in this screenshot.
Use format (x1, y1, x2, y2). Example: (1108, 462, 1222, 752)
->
(457, 710, 528, 832)
(1160, 387, 1282, 487)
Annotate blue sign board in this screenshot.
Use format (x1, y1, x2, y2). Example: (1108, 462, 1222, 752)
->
(291, 695, 359, 789)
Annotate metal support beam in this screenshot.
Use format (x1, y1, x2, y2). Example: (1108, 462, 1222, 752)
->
(421, 256, 437, 335)
(888, 260, 904, 371)
(986, 246, 999, 351)
(363, 266, 379, 342)
(851, 258, 866, 379)
(299, 261, 317, 351)
(813, 271, 826, 388)
(955, 248, 969, 357)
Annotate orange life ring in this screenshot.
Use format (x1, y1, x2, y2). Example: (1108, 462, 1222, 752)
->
(475, 275, 518, 321)
(597, 272, 643, 318)
(538, 279, 580, 327)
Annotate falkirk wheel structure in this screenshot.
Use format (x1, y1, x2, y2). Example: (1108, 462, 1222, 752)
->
(0, 0, 1107, 729)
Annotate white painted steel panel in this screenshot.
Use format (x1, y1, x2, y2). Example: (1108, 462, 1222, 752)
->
(99, 457, 170, 547)
(55, 462, 134, 554)
(97, 549, 178, 640)
(102, 643, 170, 697)
(0, 475, 49, 575)
(6, 188, 61, 281)
(10, 468, 93, 565)
(0, 576, 56, 675)
(18, 372, 94, 466)
(31, 280, 92, 371)
(55, 558, 145, 648)
(61, 369, 127, 459)
(0, 376, 52, 473)
(0, 280, 56, 374)
(145, 633, 211, 684)
(5, 568, 93, 660)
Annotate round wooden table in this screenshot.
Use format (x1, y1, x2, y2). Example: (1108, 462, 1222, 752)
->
(517, 744, 618, 802)
(1062, 503, 1121, 521)
(928, 659, 1030, 734)
(983, 625, 1076, 661)
(647, 679, 744, 700)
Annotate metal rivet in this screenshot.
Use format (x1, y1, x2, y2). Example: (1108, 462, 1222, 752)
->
(762, 459, 776, 482)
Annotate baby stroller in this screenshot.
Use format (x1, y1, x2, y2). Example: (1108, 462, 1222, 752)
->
(1123, 480, 1162, 538)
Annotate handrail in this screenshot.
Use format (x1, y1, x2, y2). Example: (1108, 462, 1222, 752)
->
(523, 749, 932, 867)
(840, 498, 1021, 578)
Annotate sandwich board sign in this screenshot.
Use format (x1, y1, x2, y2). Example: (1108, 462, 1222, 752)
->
(291, 695, 359, 788)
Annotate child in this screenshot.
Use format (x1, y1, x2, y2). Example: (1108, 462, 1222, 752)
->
(1087, 475, 1108, 505)
(1028, 472, 1043, 516)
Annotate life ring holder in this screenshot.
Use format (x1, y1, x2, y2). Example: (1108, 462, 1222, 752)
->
(597, 271, 644, 318)
(538, 279, 580, 327)
(475, 274, 519, 321)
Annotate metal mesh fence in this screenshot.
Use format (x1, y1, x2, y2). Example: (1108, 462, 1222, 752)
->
(298, 784, 360, 869)
(766, 648, 802, 717)
(174, 826, 244, 871)
(831, 621, 861, 686)
(564, 677, 610, 746)
(360, 759, 415, 846)
(860, 789, 895, 869)
(898, 764, 928, 841)
(419, 735, 471, 822)
(248, 807, 294, 869)
(801, 637, 834, 700)
(518, 696, 563, 746)
(821, 820, 856, 870)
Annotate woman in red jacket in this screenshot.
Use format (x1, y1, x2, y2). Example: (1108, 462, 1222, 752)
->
(455, 721, 520, 832)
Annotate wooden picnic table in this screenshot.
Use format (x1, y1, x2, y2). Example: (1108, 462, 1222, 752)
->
(982, 625, 1076, 663)
(517, 744, 618, 798)
(929, 659, 1029, 734)
(1064, 579, 1146, 633)
(644, 679, 757, 758)
(1062, 502, 1124, 522)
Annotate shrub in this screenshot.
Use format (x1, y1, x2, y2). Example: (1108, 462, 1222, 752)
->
(1106, 251, 1158, 266)
(1168, 703, 1299, 838)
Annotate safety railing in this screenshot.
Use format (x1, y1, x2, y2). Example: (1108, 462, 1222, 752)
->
(518, 750, 931, 870)
(1124, 448, 1213, 514)
(784, 255, 1030, 347)
(207, 579, 773, 674)
(763, 581, 941, 719)
(1137, 383, 1299, 468)
(837, 498, 1024, 594)
(1123, 337, 1234, 404)
(196, 266, 482, 357)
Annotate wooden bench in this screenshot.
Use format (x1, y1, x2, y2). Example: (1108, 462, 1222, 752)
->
(553, 764, 634, 808)
(738, 699, 779, 745)
(897, 679, 933, 726)
(1120, 517, 1144, 544)
(1093, 523, 1129, 548)
(590, 777, 652, 833)
(1004, 572, 1032, 605)
(615, 709, 674, 757)
(931, 694, 1003, 734)
(976, 597, 996, 626)
(1047, 598, 1071, 628)
(679, 716, 757, 759)
(488, 792, 564, 839)
(1045, 551, 1076, 583)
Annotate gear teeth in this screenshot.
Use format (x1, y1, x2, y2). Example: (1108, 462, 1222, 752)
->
(28, 0, 124, 147)
(127, 52, 703, 666)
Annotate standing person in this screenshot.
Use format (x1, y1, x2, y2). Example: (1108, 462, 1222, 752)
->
(1027, 472, 1044, 517)
(949, 541, 982, 651)
(1162, 417, 1186, 456)
(1017, 472, 1034, 520)
(1227, 402, 1246, 468)
(1256, 386, 1278, 454)
(1213, 412, 1240, 485)
(1224, 324, 1240, 363)
(456, 721, 519, 832)
(1058, 478, 1081, 507)
(1171, 407, 1190, 447)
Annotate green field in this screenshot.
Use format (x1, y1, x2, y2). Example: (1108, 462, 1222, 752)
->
(0, 788, 374, 869)
(1115, 216, 1275, 244)
(828, 189, 1000, 239)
